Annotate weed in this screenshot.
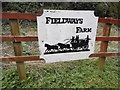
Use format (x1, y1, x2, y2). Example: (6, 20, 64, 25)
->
(2, 58, 119, 88)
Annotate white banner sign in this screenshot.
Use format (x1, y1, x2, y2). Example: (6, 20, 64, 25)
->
(37, 10, 98, 63)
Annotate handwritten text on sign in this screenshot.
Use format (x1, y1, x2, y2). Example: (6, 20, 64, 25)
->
(37, 10, 98, 63)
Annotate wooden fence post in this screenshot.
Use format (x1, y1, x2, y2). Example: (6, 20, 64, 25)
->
(98, 22, 112, 70)
(9, 17, 27, 81)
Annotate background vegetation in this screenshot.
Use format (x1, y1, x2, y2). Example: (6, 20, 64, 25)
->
(2, 2, 119, 18)
(1, 2, 119, 89)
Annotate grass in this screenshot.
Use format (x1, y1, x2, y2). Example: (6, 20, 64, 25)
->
(2, 57, 119, 88)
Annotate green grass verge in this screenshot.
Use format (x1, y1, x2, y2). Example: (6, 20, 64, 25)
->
(2, 57, 119, 88)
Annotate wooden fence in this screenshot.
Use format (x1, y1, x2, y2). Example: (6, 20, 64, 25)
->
(0, 12, 120, 81)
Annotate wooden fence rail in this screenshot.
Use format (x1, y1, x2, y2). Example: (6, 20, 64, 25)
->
(1, 12, 120, 24)
(1, 52, 119, 62)
(1, 12, 120, 81)
(1, 36, 120, 42)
